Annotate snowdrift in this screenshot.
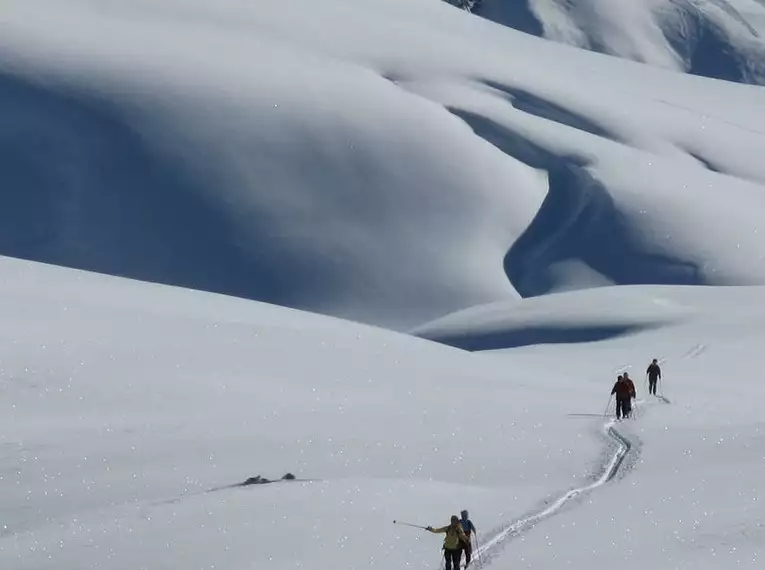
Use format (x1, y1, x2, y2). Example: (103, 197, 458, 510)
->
(413, 284, 765, 350)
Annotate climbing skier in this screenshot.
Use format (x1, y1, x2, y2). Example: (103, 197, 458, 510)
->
(623, 372, 636, 394)
(459, 509, 476, 567)
(624, 372, 637, 417)
(426, 515, 470, 570)
(646, 359, 661, 395)
(611, 374, 636, 420)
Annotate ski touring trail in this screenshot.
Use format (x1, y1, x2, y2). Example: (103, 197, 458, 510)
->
(431, 351, 681, 569)
(463, 411, 645, 569)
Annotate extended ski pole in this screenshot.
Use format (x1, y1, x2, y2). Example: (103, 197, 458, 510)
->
(474, 530, 483, 567)
(393, 520, 429, 530)
(603, 394, 613, 419)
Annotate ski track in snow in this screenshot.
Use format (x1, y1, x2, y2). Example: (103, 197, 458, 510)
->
(141, 350, 680, 569)
(467, 404, 658, 568)
(467, 343, 692, 568)
(683, 342, 707, 359)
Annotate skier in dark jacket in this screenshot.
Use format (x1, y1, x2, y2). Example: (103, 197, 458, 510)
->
(611, 374, 636, 419)
(459, 510, 476, 567)
(646, 359, 661, 395)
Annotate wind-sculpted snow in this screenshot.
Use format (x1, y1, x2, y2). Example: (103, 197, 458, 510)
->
(398, 77, 765, 297)
(0, 26, 542, 330)
(3, 0, 765, 328)
(441, 109, 703, 295)
(412, 285, 689, 350)
(476, 0, 765, 85)
(4, 5, 765, 568)
(413, 284, 765, 350)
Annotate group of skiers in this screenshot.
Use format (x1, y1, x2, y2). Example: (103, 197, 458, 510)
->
(426, 510, 476, 570)
(421, 360, 664, 568)
(610, 359, 662, 419)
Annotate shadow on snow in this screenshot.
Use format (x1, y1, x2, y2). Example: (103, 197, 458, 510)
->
(447, 107, 705, 298)
(0, 70, 338, 309)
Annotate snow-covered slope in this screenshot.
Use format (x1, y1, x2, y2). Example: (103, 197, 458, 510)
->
(0, 0, 546, 330)
(476, 0, 765, 84)
(0, 255, 605, 569)
(3, 2, 765, 568)
(3, 258, 765, 569)
(441, 287, 765, 570)
(413, 285, 765, 568)
(3, 0, 765, 330)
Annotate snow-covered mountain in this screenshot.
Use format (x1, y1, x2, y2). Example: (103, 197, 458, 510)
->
(3, 0, 765, 330)
(2, 2, 765, 569)
(476, 0, 765, 84)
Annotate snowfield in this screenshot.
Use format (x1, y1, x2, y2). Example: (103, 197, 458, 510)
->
(414, 284, 765, 569)
(2, 0, 765, 569)
(4, 259, 765, 569)
(0, 256, 605, 569)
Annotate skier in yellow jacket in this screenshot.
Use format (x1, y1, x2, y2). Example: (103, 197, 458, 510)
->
(427, 515, 470, 570)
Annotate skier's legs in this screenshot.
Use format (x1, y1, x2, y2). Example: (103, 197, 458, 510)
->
(444, 548, 461, 570)
(649, 378, 656, 395)
(616, 397, 632, 419)
(453, 548, 462, 569)
(463, 541, 472, 566)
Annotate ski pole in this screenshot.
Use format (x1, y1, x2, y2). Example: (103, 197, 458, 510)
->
(393, 520, 429, 530)
(603, 394, 613, 419)
(474, 530, 483, 567)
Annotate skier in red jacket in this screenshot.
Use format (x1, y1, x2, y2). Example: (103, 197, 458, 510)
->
(611, 373, 636, 419)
